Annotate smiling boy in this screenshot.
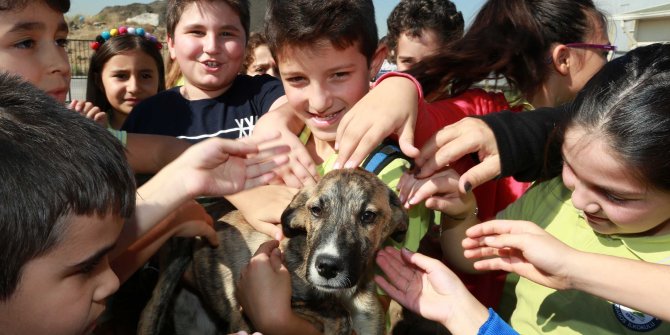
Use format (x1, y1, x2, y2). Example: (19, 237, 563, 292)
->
(122, 0, 286, 141)
(234, 1, 451, 333)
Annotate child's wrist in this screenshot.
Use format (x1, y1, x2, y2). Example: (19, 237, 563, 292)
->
(374, 71, 424, 100)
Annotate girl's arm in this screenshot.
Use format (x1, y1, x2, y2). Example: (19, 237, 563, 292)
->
(375, 247, 518, 335)
(396, 169, 479, 273)
(237, 241, 323, 335)
(464, 220, 670, 321)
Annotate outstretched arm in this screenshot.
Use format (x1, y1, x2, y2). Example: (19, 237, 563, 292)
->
(112, 134, 289, 258)
(464, 220, 670, 321)
(375, 247, 516, 335)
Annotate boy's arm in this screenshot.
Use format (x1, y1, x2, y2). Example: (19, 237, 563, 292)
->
(111, 200, 216, 283)
(224, 184, 298, 240)
(125, 133, 192, 174)
(112, 136, 289, 258)
(335, 74, 422, 169)
(254, 101, 318, 188)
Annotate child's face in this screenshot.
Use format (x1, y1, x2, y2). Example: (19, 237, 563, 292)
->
(0, 214, 123, 335)
(395, 28, 441, 72)
(0, 2, 71, 102)
(167, 1, 246, 99)
(247, 44, 277, 78)
(562, 126, 670, 236)
(101, 50, 160, 117)
(278, 41, 376, 143)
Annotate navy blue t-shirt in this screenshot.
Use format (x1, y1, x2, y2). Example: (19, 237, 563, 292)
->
(122, 74, 284, 142)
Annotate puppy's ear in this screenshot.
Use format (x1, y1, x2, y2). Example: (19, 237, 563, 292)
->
(388, 188, 409, 243)
(280, 187, 312, 238)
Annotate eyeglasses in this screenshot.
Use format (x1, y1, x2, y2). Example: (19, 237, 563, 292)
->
(565, 43, 617, 60)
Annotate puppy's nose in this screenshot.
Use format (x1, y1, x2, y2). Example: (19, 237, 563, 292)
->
(315, 255, 342, 279)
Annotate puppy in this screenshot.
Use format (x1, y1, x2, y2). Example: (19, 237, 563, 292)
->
(139, 168, 408, 335)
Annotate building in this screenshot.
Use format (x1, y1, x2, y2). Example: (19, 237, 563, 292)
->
(596, 0, 670, 53)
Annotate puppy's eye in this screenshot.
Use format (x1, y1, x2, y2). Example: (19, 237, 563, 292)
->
(310, 206, 322, 217)
(360, 211, 376, 224)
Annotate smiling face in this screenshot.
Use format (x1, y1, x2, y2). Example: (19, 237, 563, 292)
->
(0, 213, 123, 335)
(0, 2, 71, 102)
(561, 126, 670, 236)
(100, 50, 160, 128)
(167, 1, 246, 100)
(278, 40, 375, 146)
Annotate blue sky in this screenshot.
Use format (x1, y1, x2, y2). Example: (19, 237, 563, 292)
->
(70, 0, 486, 36)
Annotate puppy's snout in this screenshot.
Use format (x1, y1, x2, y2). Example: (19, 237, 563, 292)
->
(315, 254, 342, 279)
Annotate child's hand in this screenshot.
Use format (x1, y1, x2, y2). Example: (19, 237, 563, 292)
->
(168, 200, 218, 247)
(335, 76, 421, 169)
(397, 169, 476, 219)
(374, 247, 489, 334)
(237, 240, 292, 331)
(171, 132, 290, 198)
(231, 185, 298, 240)
(259, 130, 318, 188)
(413, 117, 501, 193)
(463, 220, 574, 290)
(68, 99, 108, 128)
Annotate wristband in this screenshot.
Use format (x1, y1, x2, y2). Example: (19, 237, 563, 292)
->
(478, 308, 519, 335)
(374, 71, 424, 100)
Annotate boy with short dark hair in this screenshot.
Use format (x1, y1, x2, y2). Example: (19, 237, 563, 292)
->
(0, 71, 288, 334)
(122, 0, 286, 141)
(0, 72, 135, 334)
(386, 0, 464, 71)
(235, 1, 473, 333)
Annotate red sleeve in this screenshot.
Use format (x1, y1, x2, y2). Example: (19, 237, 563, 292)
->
(414, 89, 514, 148)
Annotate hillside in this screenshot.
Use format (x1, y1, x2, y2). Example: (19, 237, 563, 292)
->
(67, 0, 269, 41)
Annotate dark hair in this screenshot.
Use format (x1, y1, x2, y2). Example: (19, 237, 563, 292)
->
(0, 0, 69, 12)
(386, 0, 464, 60)
(408, 0, 606, 100)
(564, 43, 670, 190)
(0, 73, 136, 300)
(86, 33, 166, 123)
(243, 31, 268, 72)
(166, 0, 250, 41)
(265, 0, 378, 65)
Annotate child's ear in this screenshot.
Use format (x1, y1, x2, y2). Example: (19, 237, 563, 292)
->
(369, 44, 389, 80)
(167, 35, 177, 60)
(550, 44, 571, 76)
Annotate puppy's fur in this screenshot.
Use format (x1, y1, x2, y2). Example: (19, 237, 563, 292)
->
(139, 168, 408, 335)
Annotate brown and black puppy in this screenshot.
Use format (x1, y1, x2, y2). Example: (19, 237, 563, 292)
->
(139, 168, 408, 335)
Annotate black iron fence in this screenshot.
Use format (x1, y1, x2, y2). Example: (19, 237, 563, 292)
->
(66, 39, 168, 102)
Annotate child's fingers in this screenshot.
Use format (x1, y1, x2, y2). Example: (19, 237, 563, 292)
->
(245, 155, 289, 180)
(202, 224, 220, 247)
(250, 221, 283, 241)
(253, 240, 280, 257)
(402, 248, 444, 274)
(458, 157, 501, 193)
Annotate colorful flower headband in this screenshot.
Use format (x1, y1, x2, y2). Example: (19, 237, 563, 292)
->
(89, 26, 163, 51)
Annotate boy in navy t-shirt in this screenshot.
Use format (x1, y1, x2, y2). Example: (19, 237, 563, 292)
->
(122, 0, 286, 141)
